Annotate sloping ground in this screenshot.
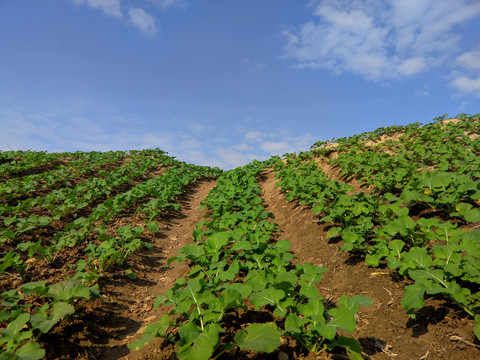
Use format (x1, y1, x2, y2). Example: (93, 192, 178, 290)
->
(39, 179, 217, 360)
(1, 116, 479, 360)
(260, 169, 479, 359)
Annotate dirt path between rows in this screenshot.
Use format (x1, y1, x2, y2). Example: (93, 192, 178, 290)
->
(258, 169, 479, 360)
(82, 179, 217, 360)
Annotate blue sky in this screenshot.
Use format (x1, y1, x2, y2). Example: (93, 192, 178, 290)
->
(1, 0, 479, 169)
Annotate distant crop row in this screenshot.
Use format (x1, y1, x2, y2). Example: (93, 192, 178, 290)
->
(0, 149, 221, 359)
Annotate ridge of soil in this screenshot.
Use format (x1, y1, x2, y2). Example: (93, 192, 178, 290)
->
(258, 168, 479, 360)
(40, 179, 217, 360)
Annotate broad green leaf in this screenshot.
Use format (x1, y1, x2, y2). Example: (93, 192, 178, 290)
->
(334, 337, 363, 360)
(205, 232, 230, 253)
(19, 281, 48, 296)
(408, 269, 447, 293)
(30, 302, 74, 333)
(146, 221, 159, 233)
(432, 243, 463, 265)
(246, 271, 268, 292)
(397, 215, 416, 230)
(275, 239, 292, 251)
(234, 323, 281, 353)
(231, 240, 252, 251)
(15, 341, 45, 360)
(338, 295, 373, 313)
(250, 288, 285, 309)
(365, 253, 380, 267)
(273, 271, 298, 290)
(300, 263, 326, 284)
(401, 283, 425, 316)
(177, 323, 222, 360)
(329, 307, 356, 333)
(326, 227, 342, 239)
(179, 244, 204, 260)
(465, 209, 480, 223)
(285, 314, 306, 334)
(298, 280, 319, 299)
(298, 297, 325, 323)
(219, 289, 242, 310)
(47, 280, 90, 302)
(273, 298, 294, 317)
(1, 313, 29, 337)
(218, 260, 240, 282)
(310, 322, 337, 340)
(128, 315, 171, 350)
(223, 282, 252, 299)
(398, 247, 433, 275)
(388, 240, 405, 257)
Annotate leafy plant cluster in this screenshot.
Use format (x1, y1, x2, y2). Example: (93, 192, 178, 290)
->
(274, 115, 480, 339)
(0, 151, 71, 178)
(130, 161, 371, 360)
(313, 115, 479, 192)
(0, 279, 98, 360)
(1, 151, 222, 359)
(0, 151, 127, 202)
(0, 149, 173, 241)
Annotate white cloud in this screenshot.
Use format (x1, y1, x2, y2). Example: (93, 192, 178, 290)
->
(232, 143, 254, 152)
(414, 89, 430, 97)
(450, 47, 480, 97)
(148, 0, 186, 11)
(0, 99, 320, 170)
(244, 131, 262, 142)
(261, 141, 290, 154)
(456, 48, 480, 70)
(71, 1, 160, 36)
(72, 0, 122, 18)
(244, 58, 267, 71)
(128, 8, 156, 36)
(283, 0, 480, 81)
(188, 121, 209, 133)
(450, 75, 480, 97)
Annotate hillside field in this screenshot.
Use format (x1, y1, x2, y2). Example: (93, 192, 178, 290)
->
(1, 114, 480, 360)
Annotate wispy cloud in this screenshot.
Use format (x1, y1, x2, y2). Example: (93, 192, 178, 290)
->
(0, 100, 318, 170)
(148, 0, 187, 11)
(283, 0, 480, 82)
(243, 58, 267, 71)
(72, 0, 122, 18)
(450, 48, 480, 97)
(71, 0, 159, 36)
(414, 89, 430, 97)
(128, 7, 157, 35)
(450, 74, 480, 98)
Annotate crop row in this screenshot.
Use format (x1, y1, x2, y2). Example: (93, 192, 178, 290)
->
(0, 150, 127, 202)
(274, 116, 480, 340)
(131, 161, 371, 360)
(1, 156, 221, 359)
(312, 115, 480, 193)
(0, 151, 76, 178)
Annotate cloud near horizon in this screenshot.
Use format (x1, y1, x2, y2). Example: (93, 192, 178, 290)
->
(0, 101, 317, 170)
(450, 48, 480, 97)
(283, 0, 480, 90)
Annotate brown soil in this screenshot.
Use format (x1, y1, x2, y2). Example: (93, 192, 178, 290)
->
(36, 179, 217, 360)
(258, 168, 480, 360)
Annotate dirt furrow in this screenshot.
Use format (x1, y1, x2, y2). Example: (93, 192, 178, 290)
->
(46, 179, 217, 360)
(259, 169, 478, 360)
